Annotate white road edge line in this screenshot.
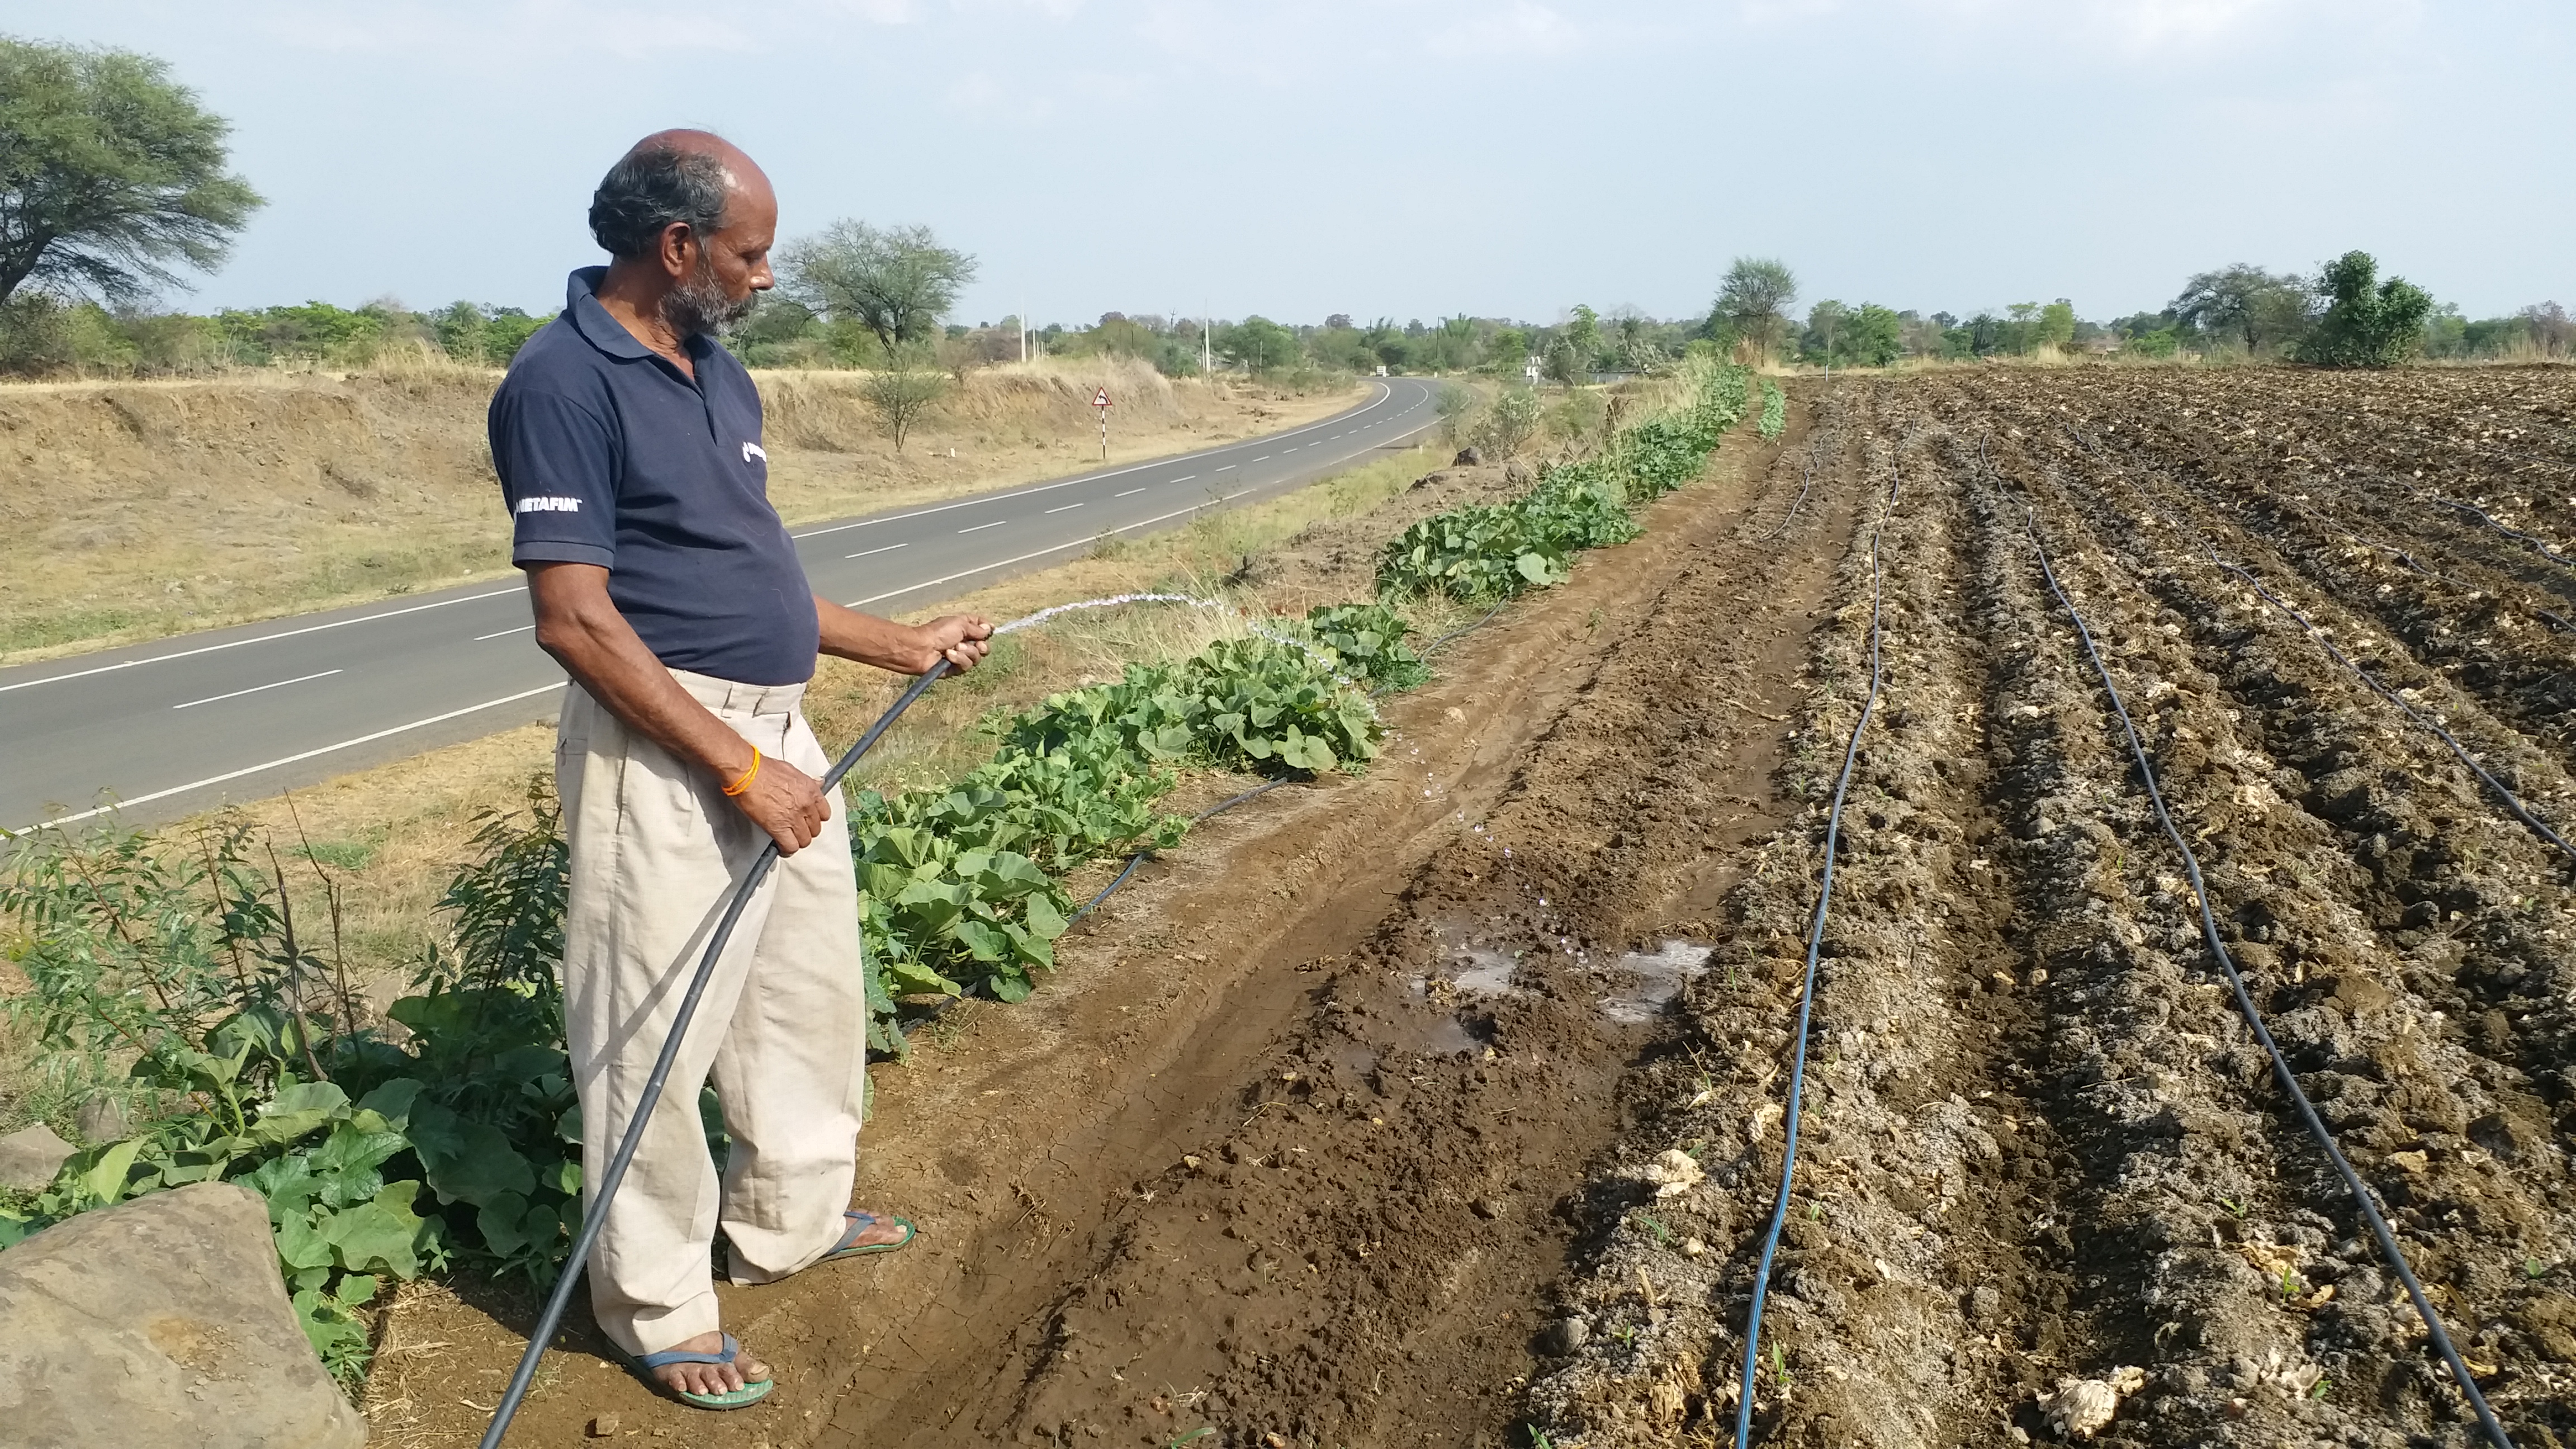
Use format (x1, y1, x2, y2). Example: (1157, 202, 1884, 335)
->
(172, 669, 345, 711)
(20, 682, 569, 834)
(0, 587, 520, 695)
(790, 380, 1401, 539)
(473, 624, 536, 641)
(845, 542, 908, 560)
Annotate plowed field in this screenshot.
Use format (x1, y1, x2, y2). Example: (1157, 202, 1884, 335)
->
(1537, 366, 2576, 1449)
(383, 367, 2576, 1449)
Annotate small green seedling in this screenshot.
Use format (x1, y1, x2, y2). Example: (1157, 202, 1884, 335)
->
(2528, 1257, 2549, 1281)
(1530, 1431, 1557, 1449)
(2310, 1377, 2330, 1401)
(1773, 1343, 1790, 1389)
(1164, 1429, 1217, 1448)
(1635, 1211, 1673, 1247)
(2217, 1196, 2247, 1220)
(1807, 1201, 1825, 1223)
(1612, 1321, 1636, 1347)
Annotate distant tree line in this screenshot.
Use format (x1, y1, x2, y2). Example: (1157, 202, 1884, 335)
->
(1707, 252, 2563, 370)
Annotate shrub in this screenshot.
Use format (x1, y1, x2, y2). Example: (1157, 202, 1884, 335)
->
(2304, 250, 2433, 369)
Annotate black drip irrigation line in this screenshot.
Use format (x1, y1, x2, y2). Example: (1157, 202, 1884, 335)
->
(1731, 454, 1901, 1448)
(1066, 777, 1298, 928)
(2056, 428, 2576, 865)
(2025, 512, 2516, 1449)
(2388, 473, 2576, 571)
(479, 661, 950, 1449)
(1760, 442, 1821, 541)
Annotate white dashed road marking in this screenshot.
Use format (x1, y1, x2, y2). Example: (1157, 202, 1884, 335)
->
(172, 670, 344, 711)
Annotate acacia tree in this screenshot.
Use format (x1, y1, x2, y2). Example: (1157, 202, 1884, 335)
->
(1714, 257, 1797, 361)
(778, 220, 977, 361)
(2172, 264, 2311, 354)
(860, 340, 948, 451)
(0, 37, 262, 307)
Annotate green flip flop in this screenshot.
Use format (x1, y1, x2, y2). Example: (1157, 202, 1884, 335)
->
(610, 1331, 774, 1410)
(822, 1209, 915, 1261)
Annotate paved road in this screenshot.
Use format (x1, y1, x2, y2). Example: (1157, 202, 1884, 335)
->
(2, 377, 1440, 833)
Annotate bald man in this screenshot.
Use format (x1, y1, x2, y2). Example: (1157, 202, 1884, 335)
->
(488, 131, 991, 1409)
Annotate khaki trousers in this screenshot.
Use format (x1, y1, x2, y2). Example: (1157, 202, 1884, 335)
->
(555, 670, 866, 1356)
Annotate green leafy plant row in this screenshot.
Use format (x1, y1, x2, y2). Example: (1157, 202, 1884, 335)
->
(853, 605, 1414, 1040)
(1375, 363, 1750, 602)
(0, 602, 1415, 1384)
(1759, 378, 1787, 439)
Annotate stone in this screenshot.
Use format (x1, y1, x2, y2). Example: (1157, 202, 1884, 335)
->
(0, 1181, 367, 1447)
(588, 1413, 621, 1437)
(1451, 446, 1481, 466)
(0, 1123, 75, 1192)
(1503, 459, 1535, 487)
(75, 1095, 131, 1146)
(1540, 1317, 1590, 1356)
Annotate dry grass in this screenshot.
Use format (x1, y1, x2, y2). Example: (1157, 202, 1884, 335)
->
(0, 359, 1358, 666)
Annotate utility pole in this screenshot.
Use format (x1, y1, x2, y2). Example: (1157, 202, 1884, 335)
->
(1202, 305, 1211, 376)
(1020, 307, 1028, 364)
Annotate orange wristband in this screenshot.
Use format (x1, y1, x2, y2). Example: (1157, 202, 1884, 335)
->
(721, 749, 761, 797)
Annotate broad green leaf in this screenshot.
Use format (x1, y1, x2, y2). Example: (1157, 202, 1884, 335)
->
(322, 1181, 423, 1279)
(245, 1154, 323, 1222)
(476, 1191, 532, 1258)
(273, 1210, 335, 1272)
(252, 1082, 352, 1145)
(80, 1139, 144, 1206)
(337, 1273, 381, 1306)
(354, 1078, 427, 1127)
(544, 1157, 582, 1196)
(1021, 892, 1067, 941)
(406, 1102, 534, 1208)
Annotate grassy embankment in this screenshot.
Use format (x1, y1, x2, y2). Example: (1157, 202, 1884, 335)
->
(0, 355, 1357, 664)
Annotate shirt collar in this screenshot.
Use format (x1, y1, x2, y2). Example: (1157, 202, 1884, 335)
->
(566, 266, 658, 361)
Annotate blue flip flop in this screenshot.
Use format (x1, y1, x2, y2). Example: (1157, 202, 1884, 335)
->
(610, 1331, 774, 1410)
(822, 1209, 915, 1261)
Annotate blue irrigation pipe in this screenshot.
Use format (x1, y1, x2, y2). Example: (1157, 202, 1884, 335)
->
(1731, 457, 1900, 1447)
(479, 660, 950, 1449)
(2025, 510, 2515, 1449)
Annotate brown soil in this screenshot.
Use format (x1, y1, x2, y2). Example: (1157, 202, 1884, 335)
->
(1533, 368, 2576, 1449)
(366, 400, 1835, 1447)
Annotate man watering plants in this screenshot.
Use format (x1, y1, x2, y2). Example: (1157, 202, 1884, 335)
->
(488, 130, 991, 1410)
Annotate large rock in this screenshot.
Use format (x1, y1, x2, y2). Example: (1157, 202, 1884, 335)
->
(0, 1181, 366, 1447)
(0, 1123, 75, 1191)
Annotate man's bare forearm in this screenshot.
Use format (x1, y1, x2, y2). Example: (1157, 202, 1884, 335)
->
(815, 596, 994, 674)
(530, 563, 756, 780)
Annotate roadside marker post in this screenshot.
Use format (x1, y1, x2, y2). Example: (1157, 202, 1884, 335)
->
(1095, 388, 1112, 460)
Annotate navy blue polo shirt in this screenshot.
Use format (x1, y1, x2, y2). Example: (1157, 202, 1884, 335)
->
(489, 268, 819, 686)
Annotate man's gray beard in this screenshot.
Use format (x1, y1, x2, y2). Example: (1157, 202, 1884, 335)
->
(661, 262, 756, 339)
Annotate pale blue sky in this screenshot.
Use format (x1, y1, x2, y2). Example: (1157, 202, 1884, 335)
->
(12, 1, 2571, 326)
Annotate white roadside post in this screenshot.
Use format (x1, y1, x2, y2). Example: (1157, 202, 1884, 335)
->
(1095, 387, 1112, 461)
